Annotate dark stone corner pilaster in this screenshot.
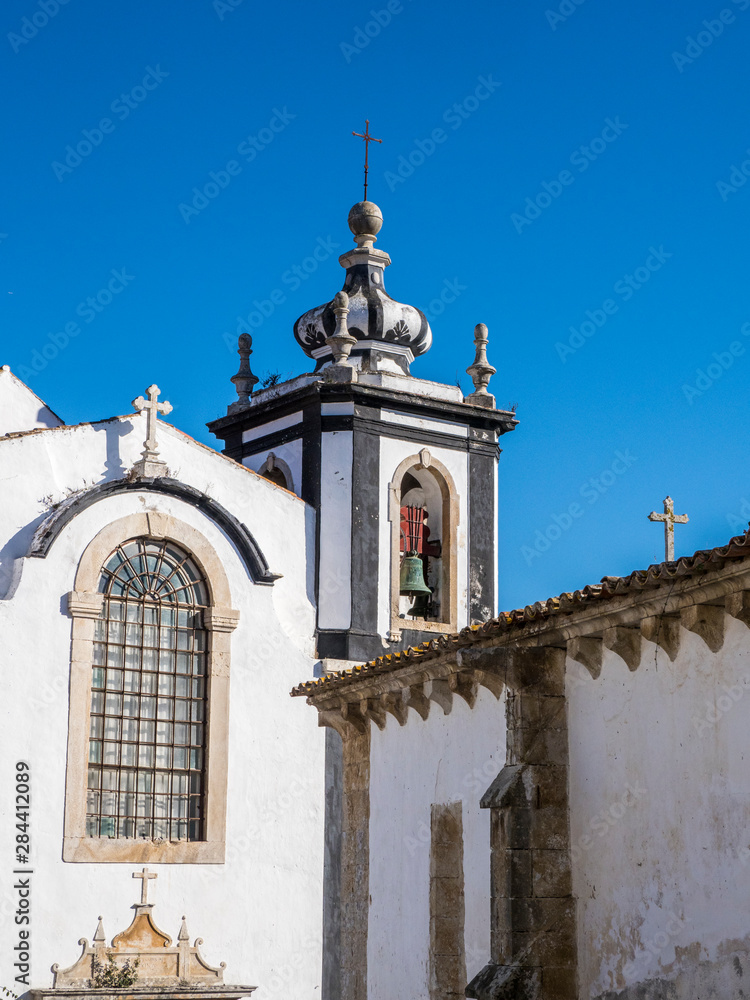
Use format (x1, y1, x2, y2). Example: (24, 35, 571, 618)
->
(466, 646, 577, 1000)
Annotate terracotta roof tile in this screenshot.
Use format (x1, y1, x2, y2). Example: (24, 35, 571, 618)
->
(291, 525, 750, 698)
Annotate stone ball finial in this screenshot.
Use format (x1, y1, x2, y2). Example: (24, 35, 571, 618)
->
(333, 290, 349, 310)
(348, 201, 383, 246)
(238, 332, 253, 351)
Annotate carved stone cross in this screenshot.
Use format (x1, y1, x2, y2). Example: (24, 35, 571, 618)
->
(132, 384, 172, 478)
(648, 495, 688, 562)
(133, 866, 157, 905)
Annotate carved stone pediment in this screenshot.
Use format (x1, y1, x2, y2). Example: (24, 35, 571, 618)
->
(43, 869, 255, 997)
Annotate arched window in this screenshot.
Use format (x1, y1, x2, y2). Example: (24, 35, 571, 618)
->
(388, 451, 459, 636)
(64, 512, 239, 863)
(257, 452, 294, 493)
(87, 539, 208, 842)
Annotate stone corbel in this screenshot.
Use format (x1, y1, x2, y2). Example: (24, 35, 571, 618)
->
(566, 636, 602, 679)
(380, 691, 409, 726)
(316, 701, 368, 737)
(66, 591, 104, 619)
(340, 700, 368, 733)
(603, 625, 642, 672)
(403, 683, 431, 721)
(450, 671, 479, 708)
(726, 591, 750, 630)
(471, 668, 505, 699)
(425, 677, 453, 715)
(361, 697, 387, 731)
(641, 614, 682, 661)
(680, 603, 725, 653)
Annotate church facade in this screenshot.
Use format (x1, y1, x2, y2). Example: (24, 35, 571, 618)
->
(4, 194, 746, 1000)
(0, 200, 515, 999)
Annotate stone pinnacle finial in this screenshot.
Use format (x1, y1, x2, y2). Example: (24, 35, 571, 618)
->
(231, 332, 259, 407)
(326, 291, 357, 368)
(94, 916, 106, 942)
(465, 323, 497, 409)
(179, 916, 190, 941)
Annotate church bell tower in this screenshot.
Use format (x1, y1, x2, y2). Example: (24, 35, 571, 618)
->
(208, 200, 517, 666)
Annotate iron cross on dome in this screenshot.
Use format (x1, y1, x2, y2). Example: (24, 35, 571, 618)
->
(352, 119, 382, 201)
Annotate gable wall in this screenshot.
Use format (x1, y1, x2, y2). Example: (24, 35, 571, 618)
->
(568, 617, 750, 998)
(0, 418, 325, 998)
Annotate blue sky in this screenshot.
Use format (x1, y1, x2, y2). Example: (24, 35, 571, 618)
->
(3, 0, 750, 611)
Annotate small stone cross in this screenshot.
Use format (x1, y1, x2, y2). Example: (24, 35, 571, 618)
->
(133, 866, 157, 905)
(132, 384, 172, 477)
(648, 495, 688, 562)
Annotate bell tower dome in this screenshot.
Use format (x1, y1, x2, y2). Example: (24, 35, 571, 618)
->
(208, 201, 517, 667)
(293, 200, 431, 375)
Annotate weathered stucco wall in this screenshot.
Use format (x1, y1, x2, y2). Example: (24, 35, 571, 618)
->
(568, 618, 750, 998)
(367, 686, 505, 999)
(0, 415, 325, 999)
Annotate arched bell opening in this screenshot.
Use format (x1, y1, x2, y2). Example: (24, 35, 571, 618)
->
(389, 451, 459, 635)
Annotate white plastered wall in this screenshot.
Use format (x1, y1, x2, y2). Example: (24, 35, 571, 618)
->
(0, 367, 63, 435)
(318, 430, 353, 629)
(367, 686, 506, 999)
(568, 619, 750, 997)
(0, 416, 324, 998)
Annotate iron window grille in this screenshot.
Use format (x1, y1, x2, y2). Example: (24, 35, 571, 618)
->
(86, 538, 209, 842)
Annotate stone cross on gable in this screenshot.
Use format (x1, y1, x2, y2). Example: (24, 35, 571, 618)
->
(133, 866, 157, 905)
(131, 384, 172, 479)
(648, 495, 688, 562)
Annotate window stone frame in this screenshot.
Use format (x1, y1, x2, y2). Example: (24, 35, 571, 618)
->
(388, 451, 460, 635)
(62, 512, 238, 864)
(257, 452, 295, 494)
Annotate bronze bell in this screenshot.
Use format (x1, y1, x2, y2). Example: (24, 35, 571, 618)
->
(399, 554, 432, 596)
